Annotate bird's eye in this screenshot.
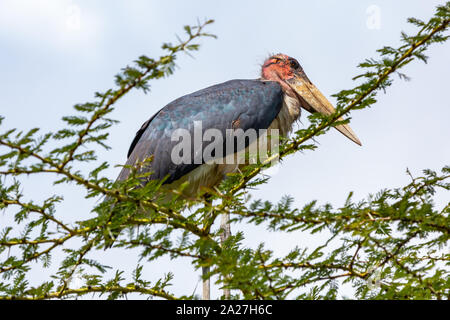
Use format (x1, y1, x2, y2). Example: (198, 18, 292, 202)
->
(290, 59, 300, 69)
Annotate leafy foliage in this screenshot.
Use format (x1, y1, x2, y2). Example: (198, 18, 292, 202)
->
(0, 5, 449, 300)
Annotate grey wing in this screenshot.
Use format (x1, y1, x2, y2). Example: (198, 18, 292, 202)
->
(117, 79, 283, 184)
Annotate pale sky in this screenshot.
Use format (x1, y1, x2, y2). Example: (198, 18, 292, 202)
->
(0, 0, 449, 299)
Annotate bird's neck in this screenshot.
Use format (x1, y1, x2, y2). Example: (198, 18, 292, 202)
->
(270, 94, 301, 137)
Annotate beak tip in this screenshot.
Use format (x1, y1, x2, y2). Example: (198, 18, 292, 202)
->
(335, 124, 362, 147)
(350, 135, 362, 146)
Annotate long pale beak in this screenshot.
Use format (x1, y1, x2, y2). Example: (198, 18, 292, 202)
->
(289, 75, 362, 146)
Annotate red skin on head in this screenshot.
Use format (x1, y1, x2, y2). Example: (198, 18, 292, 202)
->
(261, 54, 296, 96)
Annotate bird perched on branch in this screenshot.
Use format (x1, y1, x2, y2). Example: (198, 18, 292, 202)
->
(117, 53, 361, 196)
(111, 54, 361, 299)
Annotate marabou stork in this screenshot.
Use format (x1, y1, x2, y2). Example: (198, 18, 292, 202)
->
(118, 54, 361, 194)
(116, 53, 361, 299)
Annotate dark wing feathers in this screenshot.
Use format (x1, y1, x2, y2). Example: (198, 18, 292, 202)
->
(127, 117, 153, 158)
(118, 79, 283, 184)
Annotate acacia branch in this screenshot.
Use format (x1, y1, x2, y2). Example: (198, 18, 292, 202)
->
(0, 285, 177, 300)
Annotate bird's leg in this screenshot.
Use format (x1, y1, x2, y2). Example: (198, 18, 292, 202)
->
(220, 212, 231, 244)
(220, 211, 231, 299)
(202, 266, 210, 300)
(202, 196, 212, 300)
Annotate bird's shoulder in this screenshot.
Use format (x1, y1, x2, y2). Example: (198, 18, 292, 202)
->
(128, 79, 282, 157)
